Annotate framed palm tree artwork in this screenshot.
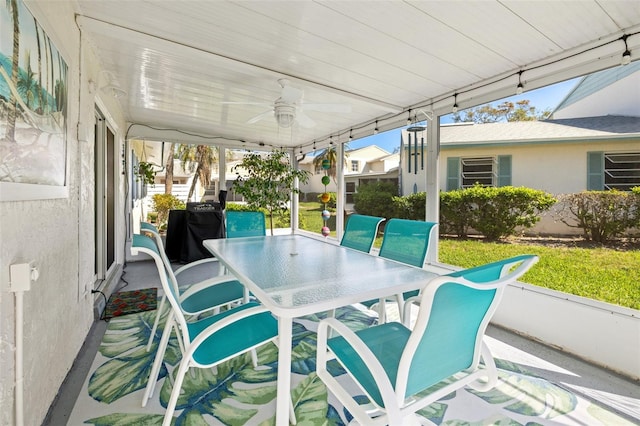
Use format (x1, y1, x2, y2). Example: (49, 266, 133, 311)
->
(0, 0, 69, 201)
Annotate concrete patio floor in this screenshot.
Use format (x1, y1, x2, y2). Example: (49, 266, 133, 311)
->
(44, 258, 640, 425)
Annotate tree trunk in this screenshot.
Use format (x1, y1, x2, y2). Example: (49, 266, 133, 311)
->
(164, 143, 175, 194)
(187, 164, 200, 201)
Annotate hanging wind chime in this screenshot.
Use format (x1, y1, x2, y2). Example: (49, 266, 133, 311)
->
(320, 158, 331, 237)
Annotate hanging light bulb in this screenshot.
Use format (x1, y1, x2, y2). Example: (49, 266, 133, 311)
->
(621, 35, 631, 65)
(374, 121, 379, 135)
(516, 71, 524, 95)
(349, 130, 353, 141)
(452, 94, 458, 113)
(407, 110, 412, 126)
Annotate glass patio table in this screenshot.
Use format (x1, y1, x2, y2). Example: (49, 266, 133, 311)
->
(203, 233, 440, 425)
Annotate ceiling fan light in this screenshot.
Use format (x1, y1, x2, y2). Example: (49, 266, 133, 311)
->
(275, 104, 296, 128)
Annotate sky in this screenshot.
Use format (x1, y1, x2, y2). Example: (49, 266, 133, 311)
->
(348, 78, 581, 153)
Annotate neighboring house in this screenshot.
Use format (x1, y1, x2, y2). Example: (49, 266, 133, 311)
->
(299, 145, 399, 208)
(399, 115, 640, 234)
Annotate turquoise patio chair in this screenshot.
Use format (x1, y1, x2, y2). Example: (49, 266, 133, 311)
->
(361, 218, 438, 323)
(317, 254, 539, 426)
(402, 254, 538, 327)
(140, 222, 248, 354)
(131, 234, 294, 425)
(225, 210, 266, 238)
(340, 214, 384, 253)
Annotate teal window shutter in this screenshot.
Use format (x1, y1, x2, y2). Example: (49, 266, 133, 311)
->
(446, 157, 460, 191)
(497, 155, 512, 187)
(587, 152, 604, 190)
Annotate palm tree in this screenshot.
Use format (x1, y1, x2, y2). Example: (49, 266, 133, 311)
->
(176, 144, 218, 200)
(17, 51, 37, 109)
(33, 16, 44, 114)
(6, 0, 20, 142)
(312, 145, 349, 182)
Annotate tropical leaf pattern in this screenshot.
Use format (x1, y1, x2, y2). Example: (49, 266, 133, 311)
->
(78, 305, 633, 426)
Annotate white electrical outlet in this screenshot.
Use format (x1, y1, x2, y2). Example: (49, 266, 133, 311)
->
(10, 263, 37, 292)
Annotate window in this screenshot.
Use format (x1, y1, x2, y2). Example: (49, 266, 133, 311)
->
(351, 160, 359, 172)
(461, 157, 495, 187)
(345, 182, 356, 203)
(446, 156, 511, 190)
(589, 152, 640, 190)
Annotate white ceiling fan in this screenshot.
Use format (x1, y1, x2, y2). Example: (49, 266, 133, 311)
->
(227, 79, 352, 129)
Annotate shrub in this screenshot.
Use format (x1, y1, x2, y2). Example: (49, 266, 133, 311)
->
(392, 192, 426, 220)
(439, 190, 474, 237)
(151, 194, 185, 228)
(631, 187, 640, 231)
(556, 190, 638, 243)
(353, 182, 398, 218)
(466, 185, 556, 240)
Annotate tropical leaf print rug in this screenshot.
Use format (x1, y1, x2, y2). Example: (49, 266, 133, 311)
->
(68, 306, 633, 425)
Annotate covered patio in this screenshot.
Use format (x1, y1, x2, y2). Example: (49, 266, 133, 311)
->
(1, 1, 639, 425)
(45, 257, 640, 425)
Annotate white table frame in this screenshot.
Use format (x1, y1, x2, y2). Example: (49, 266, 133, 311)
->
(203, 234, 439, 425)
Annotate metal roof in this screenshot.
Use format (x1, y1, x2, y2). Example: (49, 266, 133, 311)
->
(73, 1, 640, 153)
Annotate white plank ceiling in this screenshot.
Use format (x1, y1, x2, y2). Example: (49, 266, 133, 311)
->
(74, 0, 640, 153)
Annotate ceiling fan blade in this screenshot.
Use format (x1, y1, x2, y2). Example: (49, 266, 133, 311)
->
(303, 103, 352, 113)
(219, 101, 272, 106)
(246, 109, 274, 124)
(296, 110, 316, 128)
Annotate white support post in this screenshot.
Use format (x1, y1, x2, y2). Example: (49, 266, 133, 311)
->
(219, 146, 226, 191)
(336, 142, 345, 241)
(291, 149, 299, 233)
(426, 116, 440, 264)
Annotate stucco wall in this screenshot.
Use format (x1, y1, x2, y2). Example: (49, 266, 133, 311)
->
(0, 2, 127, 425)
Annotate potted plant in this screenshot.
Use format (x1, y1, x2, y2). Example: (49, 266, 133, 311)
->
(136, 162, 157, 186)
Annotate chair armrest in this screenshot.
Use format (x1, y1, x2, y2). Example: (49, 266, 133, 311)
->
(317, 318, 401, 412)
(178, 274, 241, 302)
(174, 257, 220, 277)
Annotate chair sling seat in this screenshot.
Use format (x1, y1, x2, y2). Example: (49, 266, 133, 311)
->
(181, 279, 245, 315)
(340, 214, 384, 253)
(360, 219, 437, 313)
(226, 211, 266, 238)
(328, 322, 410, 408)
(186, 302, 278, 366)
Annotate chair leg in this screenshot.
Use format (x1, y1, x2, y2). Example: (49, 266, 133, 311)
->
(146, 295, 166, 352)
(377, 298, 386, 324)
(142, 314, 174, 407)
(394, 293, 404, 324)
(162, 357, 192, 426)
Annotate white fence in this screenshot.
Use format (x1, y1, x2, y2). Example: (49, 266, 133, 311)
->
(142, 184, 199, 219)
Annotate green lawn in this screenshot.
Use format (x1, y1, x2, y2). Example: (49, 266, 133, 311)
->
(298, 202, 639, 310)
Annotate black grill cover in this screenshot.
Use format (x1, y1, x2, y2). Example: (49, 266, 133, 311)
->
(165, 203, 225, 263)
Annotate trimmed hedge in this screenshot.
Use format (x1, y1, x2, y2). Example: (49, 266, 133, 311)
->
(356, 185, 556, 240)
